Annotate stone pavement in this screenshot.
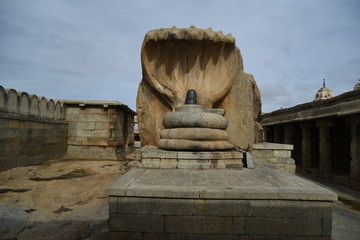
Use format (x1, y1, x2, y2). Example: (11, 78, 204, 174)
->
(297, 173, 360, 240)
(332, 205, 360, 240)
(0, 158, 359, 239)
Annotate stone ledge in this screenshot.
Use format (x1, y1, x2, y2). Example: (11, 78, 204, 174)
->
(108, 159, 337, 201)
(138, 147, 244, 170)
(253, 142, 293, 150)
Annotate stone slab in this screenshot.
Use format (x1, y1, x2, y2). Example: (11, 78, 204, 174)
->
(138, 147, 244, 169)
(108, 159, 337, 201)
(253, 142, 293, 150)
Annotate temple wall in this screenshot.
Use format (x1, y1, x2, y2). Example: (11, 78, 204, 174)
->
(0, 86, 135, 171)
(63, 100, 135, 160)
(260, 89, 360, 190)
(0, 86, 67, 171)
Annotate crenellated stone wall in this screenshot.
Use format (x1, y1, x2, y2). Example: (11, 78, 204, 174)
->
(0, 86, 136, 171)
(0, 86, 68, 170)
(0, 86, 65, 120)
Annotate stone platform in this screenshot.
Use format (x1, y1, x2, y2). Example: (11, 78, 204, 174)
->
(138, 146, 243, 169)
(108, 159, 337, 239)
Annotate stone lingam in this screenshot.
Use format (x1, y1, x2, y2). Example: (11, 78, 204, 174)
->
(159, 89, 235, 151)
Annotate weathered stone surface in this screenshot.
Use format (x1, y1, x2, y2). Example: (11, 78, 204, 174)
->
(110, 159, 337, 201)
(251, 142, 295, 173)
(0, 160, 129, 240)
(159, 139, 235, 151)
(163, 111, 228, 129)
(160, 128, 229, 140)
(117, 197, 194, 215)
(136, 28, 262, 151)
(64, 103, 135, 160)
(165, 216, 233, 234)
(110, 214, 164, 232)
(246, 217, 322, 236)
(0, 114, 68, 171)
(108, 159, 335, 238)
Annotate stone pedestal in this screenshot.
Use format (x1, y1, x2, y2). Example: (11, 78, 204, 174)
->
(138, 146, 243, 169)
(252, 142, 295, 173)
(108, 159, 336, 239)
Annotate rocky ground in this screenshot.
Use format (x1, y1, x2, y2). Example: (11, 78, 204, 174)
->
(0, 158, 136, 240)
(0, 158, 359, 240)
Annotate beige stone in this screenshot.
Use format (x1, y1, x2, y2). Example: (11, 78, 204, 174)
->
(136, 27, 262, 151)
(163, 111, 228, 129)
(158, 139, 234, 151)
(160, 128, 228, 141)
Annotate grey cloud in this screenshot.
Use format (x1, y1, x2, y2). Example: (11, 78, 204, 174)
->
(0, 0, 359, 112)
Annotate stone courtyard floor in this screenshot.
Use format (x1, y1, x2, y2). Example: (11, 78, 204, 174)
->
(0, 158, 359, 240)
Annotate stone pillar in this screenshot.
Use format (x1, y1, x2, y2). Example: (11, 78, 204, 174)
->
(300, 122, 313, 168)
(284, 125, 294, 144)
(263, 126, 273, 142)
(349, 115, 360, 178)
(315, 119, 334, 173)
(273, 125, 282, 143)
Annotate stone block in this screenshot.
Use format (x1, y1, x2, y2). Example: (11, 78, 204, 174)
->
(143, 233, 169, 240)
(276, 188, 337, 201)
(68, 121, 96, 130)
(160, 159, 178, 168)
(169, 234, 237, 240)
(194, 199, 252, 217)
(0, 156, 18, 171)
(210, 160, 226, 168)
(287, 237, 330, 240)
(95, 121, 111, 130)
(177, 151, 242, 160)
(273, 150, 291, 158)
(0, 118, 9, 129)
(199, 186, 278, 199)
(322, 217, 332, 237)
(232, 217, 246, 234)
(0, 128, 21, 139)
(252, 200, 332, 218)
(283, 164, 296, 174)
(178, 159, 210, 169)
(247, 237, 286, 240)
(68, 129, 111, 137)
(142, 150, 177, 159)
(165, 216, 233, 234)
(177, 152, 212, 160)
(108, 232, 142, 240)
(117, 197, 193, 215)
(246, 217, 322, 236)
(253, 143, 293, 150)
(109, 213, 164, 232)
(107, 169, 146, 196)
(109, 197, 118, 214)
(125, 185, 199, 199)
(142, 158, 161, 168)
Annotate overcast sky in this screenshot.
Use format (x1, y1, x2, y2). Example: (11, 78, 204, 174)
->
(0, 0, 359, 113)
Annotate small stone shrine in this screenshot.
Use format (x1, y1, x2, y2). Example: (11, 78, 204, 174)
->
(108, 26, 336, 239)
